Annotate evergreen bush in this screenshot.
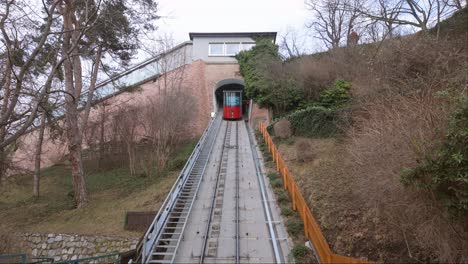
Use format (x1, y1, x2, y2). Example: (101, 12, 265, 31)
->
(401, 99, 468, 216)
(287, 106, 344, 138)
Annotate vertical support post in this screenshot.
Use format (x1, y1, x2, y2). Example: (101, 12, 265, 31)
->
(276, 151, 280, 171)
(303, 206, 308, 238)
(283, 167, 287, 190)
(292, 184, 297, 211)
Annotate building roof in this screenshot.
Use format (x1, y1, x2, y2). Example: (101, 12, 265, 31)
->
(189, 32, 277, 42)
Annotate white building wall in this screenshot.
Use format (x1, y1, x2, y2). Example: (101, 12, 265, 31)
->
(191, 36, 256, 63)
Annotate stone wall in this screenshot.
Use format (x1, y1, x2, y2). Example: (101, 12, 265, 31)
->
(20, 233, 138, 262)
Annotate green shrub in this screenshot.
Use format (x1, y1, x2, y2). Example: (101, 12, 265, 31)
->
(401, 99, 468, 216)
(292, 244, 309, 261)
(267, 172, 280, 180)
(276, 190, 290, 204)
(287, 106, 344, 138)
(317, 79, 351, 109)
(167, 158, 186, 171)
(266, 124, 274, 135)
(167, 140, 198, 171)
(236, 38, 305, 114)
(287, 219, 303, 237)
(270, 178, 282, 189)
(281, 206, 294, 217)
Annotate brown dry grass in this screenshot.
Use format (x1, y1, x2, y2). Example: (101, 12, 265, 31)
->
(346, 93, 467, 262)
(274, 31, 468, 262)
(342, 35, 468, 263)
(295, 138, 314, 162)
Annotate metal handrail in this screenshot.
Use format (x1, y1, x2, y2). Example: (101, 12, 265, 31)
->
(168, 116, 222, 263)
(140, 115, 218, 263)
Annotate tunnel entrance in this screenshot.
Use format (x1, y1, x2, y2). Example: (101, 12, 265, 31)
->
(214, 79, 248, 120)
(215, 83, 244, 109)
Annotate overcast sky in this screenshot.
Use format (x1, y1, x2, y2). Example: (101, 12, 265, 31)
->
(145, 0, 316, 56)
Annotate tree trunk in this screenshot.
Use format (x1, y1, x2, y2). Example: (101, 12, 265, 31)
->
(61, 1, 88, 208)
(0, 148, 6, 186)
(0, 58, 11, 185)
(64, 87, 88, 208)
(65, 94, 88, 208)
(69, 137, 88, 208)
(33, 113, 47, 197)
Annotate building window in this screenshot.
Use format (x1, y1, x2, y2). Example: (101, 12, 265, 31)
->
(225, 43, 240, 55)
(209, 43, 224, 56)
(240, 42, 255, 51)
(209, 42, 256, 56)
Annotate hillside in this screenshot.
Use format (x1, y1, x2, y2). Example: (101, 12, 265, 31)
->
(241, 8, 468, 263)
(0, 140, 197, 251)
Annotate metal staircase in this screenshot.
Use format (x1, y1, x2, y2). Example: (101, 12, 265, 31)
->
(139, 114, 222, 264)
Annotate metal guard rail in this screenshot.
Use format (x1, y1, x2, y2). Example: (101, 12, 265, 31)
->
(258, 122, 371, 264)
(140, 116, 217, 263)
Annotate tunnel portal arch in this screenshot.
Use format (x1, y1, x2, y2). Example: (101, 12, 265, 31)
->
(213, 78, 245, 111)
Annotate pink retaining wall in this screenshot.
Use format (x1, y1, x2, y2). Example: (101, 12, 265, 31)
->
(11, 60, 250, 173)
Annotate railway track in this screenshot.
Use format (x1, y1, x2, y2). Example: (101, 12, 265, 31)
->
(140, 115, 222, 264)
(139, 116, 288, 264)
(200, 121, 241, 263)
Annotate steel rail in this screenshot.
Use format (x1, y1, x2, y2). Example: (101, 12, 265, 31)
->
(246, 124, 282, 263)
(235, 121, 240, 264)
(199, 121, 231, 264)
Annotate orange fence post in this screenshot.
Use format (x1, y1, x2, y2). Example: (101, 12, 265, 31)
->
(276, 152, 280, 171)
(283, 168, 288, 191)
(303, 205, 309, 238)
(292, 183, 297, 211)
(269, 136, 273, 152)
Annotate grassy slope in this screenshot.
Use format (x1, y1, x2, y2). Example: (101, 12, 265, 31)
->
(274, 137, 398, 261)
(0, 140, 197, 238)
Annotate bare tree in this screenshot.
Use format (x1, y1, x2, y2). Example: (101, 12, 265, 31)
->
(148, 35, 188, 96)
(355, 0, 459, 33)
(140, 92, 195, 175)
(448, 0, 466, 9)
(306, 0, 364, 49)
(280, 28, 308, 58)
(306, 0, 347, 48)
(112, 105, 141, 177)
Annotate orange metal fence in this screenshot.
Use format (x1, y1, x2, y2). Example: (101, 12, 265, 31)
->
(258, 123, 370, 264)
